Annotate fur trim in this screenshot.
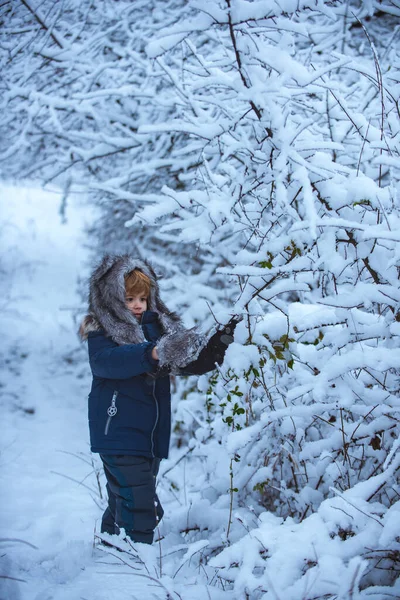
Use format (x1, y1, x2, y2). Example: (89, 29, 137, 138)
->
(79, 314, 102, 340)
(157, 327, 207, 371)
(79, 255, 207, 369)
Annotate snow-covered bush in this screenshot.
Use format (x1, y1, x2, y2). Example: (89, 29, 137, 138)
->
(134, 1, 400, 596)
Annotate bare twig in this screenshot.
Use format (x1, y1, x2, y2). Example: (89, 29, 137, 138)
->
(19, 0, 64, 49)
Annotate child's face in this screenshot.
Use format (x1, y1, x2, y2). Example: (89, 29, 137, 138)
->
(125, 293, 148, 319)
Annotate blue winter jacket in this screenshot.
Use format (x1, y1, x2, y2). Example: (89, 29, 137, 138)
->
(87, 311, 171, 458)
(87, 306, 237, 459)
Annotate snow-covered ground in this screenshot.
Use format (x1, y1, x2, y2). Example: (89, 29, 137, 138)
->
(0, 185, 231, 600)
(0, 185, 100, 599)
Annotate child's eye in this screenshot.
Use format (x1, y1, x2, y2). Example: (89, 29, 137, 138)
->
(141, 298, 147, 302)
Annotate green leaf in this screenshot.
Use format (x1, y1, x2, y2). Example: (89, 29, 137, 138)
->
(353, 199, 371, 207)
(259, 260, 273, 269)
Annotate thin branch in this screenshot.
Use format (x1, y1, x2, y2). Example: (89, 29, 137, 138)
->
(19, 0, 64, 49)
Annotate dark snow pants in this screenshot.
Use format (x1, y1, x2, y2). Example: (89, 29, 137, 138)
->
(99, 455, 164, 544)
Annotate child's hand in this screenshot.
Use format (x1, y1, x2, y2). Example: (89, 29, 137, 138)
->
(218, 316, 242, 346)
(204, 316, 242, 366)
(151, 346, 159, 361)
(177, 316, 242, 376)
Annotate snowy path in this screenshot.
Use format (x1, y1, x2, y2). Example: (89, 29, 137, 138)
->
(0, 187, 166, 600)
(0, 186, 230, 600)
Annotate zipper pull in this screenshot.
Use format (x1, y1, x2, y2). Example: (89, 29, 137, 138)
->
(107, 391, 118, 417)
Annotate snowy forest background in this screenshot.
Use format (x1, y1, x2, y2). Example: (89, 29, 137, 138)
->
(1, 1, 400, 599)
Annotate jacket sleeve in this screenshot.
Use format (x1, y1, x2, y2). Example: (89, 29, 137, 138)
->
(88, 332, 158, 379)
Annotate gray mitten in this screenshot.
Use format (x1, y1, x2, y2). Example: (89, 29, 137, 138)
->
(157, 327, 207, 371)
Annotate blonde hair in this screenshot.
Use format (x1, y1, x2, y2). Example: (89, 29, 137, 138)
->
(124, 269, 151, 298)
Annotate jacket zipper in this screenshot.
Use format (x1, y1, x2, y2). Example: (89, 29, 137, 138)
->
(141, 313, 158, 457)
(104, 390, 118, 435)
(150, 380, 159, 457)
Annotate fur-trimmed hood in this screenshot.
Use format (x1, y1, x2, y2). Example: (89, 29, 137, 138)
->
(79, 255, 206, 369)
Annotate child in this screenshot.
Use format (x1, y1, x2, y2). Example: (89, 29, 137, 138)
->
(80, 255, 237, 545)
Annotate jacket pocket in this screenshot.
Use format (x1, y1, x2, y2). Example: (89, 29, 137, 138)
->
(104, 390, 118, 435)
